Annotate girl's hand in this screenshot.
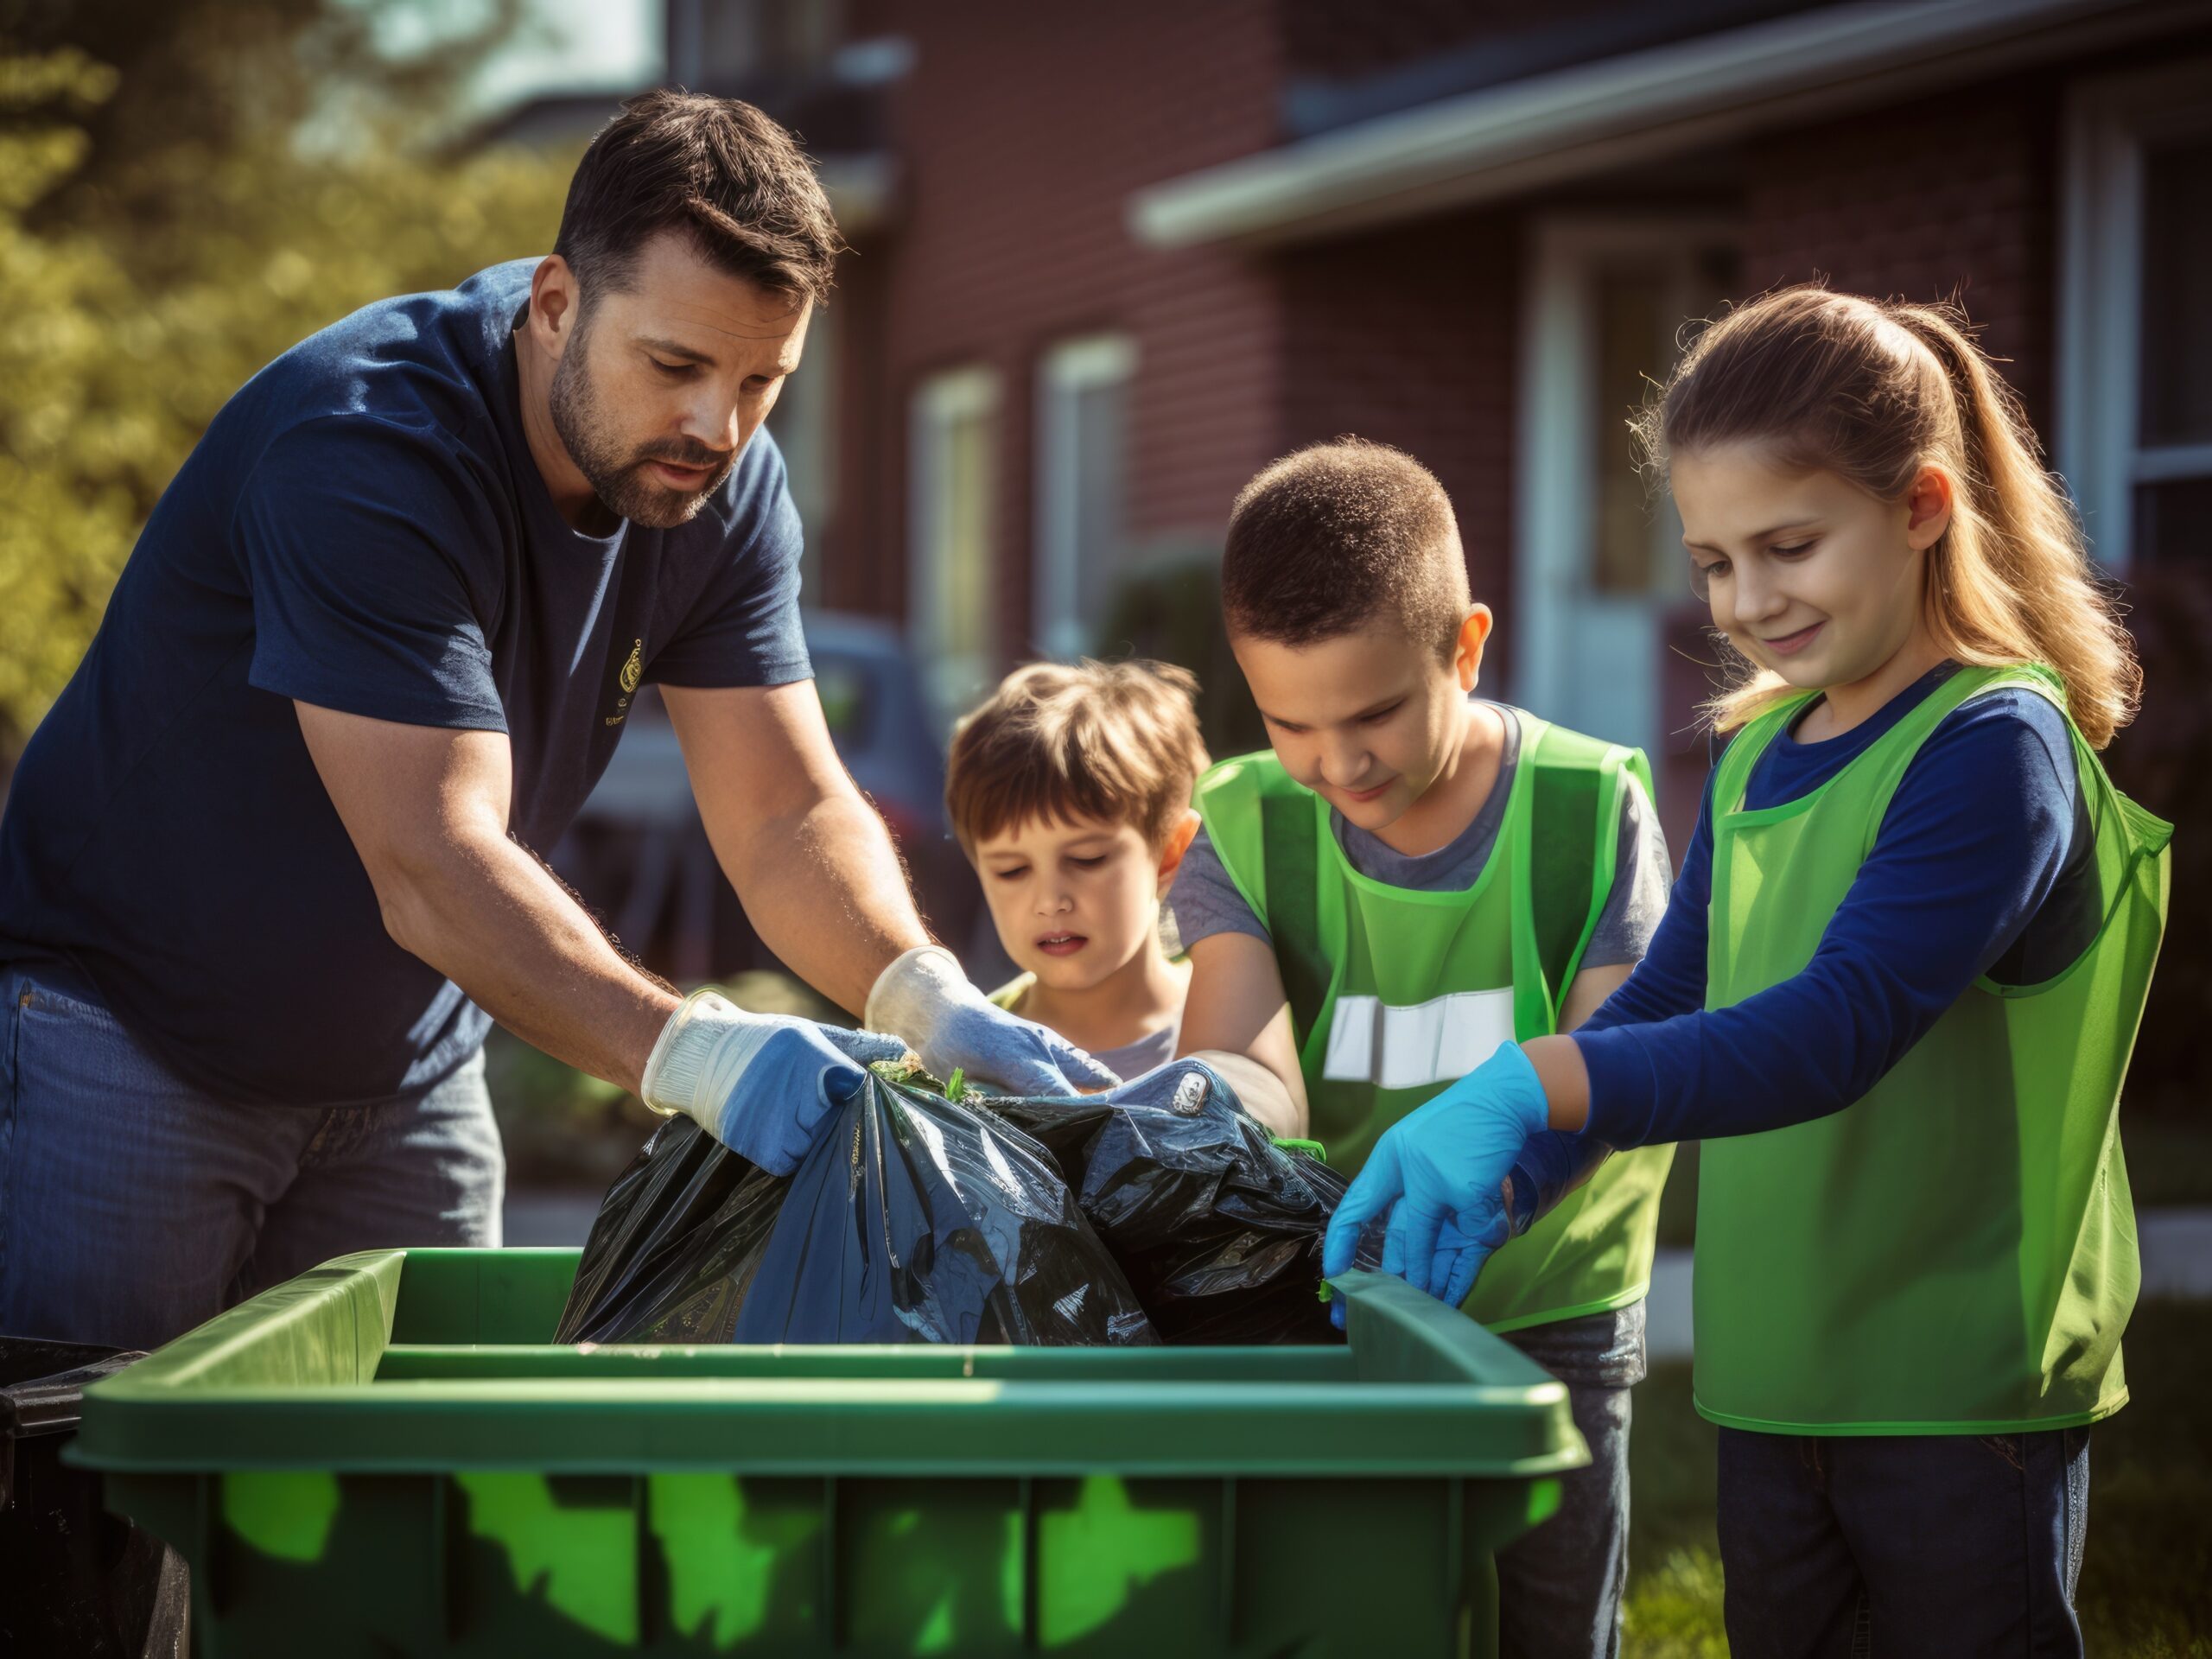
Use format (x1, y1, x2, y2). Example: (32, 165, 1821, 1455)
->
(1320, 1042, 1550, 1323)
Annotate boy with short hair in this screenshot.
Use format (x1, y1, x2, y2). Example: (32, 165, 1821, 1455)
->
(946, 659, 1208, 1079)
(1171, 438, 1675, 1659)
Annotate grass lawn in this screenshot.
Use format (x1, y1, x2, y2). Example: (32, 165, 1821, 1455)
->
(1623, 1298, 2212, 1656)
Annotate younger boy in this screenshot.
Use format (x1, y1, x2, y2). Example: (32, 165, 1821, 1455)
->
(946, 660, 1208, 1079)
(1172, 439, 1675, 1659)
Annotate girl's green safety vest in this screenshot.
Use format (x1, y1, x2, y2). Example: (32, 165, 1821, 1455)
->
(1195, 714, 1675, 1333)
(1696, 664, 2171, 1434)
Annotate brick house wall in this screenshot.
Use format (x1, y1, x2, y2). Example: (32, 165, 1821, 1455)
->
(1740, 72, 2063, 430)
(820, 0, 1292, 658)
(1273, 211, 1526, 685)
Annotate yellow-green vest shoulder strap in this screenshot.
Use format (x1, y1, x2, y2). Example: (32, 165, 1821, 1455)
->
(987, 973, 1033, 1013)
(1710, 692, 1813, 817)
(1953, 664, 2172, 860)
(1192, 749, 1313, 931)
(1711, 665, 2068, 821)
(1192, 749, 1307, 811)
(1519, 715, 1652, 1015)
(1521, 713, 1650, 787)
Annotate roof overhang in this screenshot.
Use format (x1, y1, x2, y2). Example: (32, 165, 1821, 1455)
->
(1130, 0, 2201, 249)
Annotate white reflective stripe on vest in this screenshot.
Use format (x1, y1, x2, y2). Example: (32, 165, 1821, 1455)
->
(1319, 988, 1517, 1090)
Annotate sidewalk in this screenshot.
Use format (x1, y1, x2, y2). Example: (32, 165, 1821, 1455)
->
(1644, 1208, 2212, 1361)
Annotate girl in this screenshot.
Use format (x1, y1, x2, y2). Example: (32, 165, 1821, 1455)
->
(1325, 286, 2169, 1656)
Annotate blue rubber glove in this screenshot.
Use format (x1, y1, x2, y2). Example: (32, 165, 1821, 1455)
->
(641, 990, 906, 1174)
(1320, 1041, 1550, 1325)
(864, 945, 1120, 1096)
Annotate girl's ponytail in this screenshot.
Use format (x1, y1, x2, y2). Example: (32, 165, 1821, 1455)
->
(1638, 285, 2140, 747)
(1887, 304, 2140, 747)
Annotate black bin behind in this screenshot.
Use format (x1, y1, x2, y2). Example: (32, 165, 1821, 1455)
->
(1, 1337, 188, 1658)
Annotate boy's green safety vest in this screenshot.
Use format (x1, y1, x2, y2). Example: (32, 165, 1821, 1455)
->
(1195, 714, 1675, 1333)
(1695, 664, 2171, 1434)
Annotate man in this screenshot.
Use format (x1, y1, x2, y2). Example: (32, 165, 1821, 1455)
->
(0, 92, 1111, 1351)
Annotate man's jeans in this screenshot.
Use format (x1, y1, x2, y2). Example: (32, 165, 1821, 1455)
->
(0, 962, 504, 1351)
(1496, 1299, 1645, 1659)
(1719, 1423, 2093, 1659)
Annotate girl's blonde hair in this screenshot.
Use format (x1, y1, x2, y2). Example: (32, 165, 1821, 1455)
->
(1632, 285, 2140, 747)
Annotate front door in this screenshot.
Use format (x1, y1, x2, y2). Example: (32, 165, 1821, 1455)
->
(1513, 219, 1739, 782)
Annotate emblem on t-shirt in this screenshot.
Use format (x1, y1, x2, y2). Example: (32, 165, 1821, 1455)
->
(607, 636, 644, 727)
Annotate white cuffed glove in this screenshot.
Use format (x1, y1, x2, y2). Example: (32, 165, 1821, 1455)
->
(641, 989, 906, 1174)
(863, 944, 1121, 1097)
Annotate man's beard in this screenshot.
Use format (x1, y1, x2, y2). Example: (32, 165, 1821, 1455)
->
(548, 337, 734, 531)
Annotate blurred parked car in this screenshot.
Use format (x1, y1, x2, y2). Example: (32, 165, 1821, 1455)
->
(550, 611, 1003, 999)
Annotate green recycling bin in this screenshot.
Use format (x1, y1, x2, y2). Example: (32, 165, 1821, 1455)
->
(71, 1248, 1586, 1657)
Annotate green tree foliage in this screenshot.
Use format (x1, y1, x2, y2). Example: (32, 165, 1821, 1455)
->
(0, 12, 575, 765)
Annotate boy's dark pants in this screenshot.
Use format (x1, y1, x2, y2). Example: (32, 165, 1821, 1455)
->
(1717, 1423, 2092, 1658)
(1497, 1300, 1644, 1659)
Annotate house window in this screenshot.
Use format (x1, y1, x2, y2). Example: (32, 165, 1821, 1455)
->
(2059, 60, 2212, 566)
(1033, 335, 1136, 660)
(909, 365, 1001, 724)
(771, 302, 836, 607)
(1591, 263, 1688, 598)
(668, 0, 844, 85)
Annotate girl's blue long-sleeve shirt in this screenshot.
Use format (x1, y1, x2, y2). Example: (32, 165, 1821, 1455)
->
(1567, 666, 2097, 1150)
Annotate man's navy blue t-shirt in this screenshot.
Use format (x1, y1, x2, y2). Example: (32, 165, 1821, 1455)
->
(0, 260, 811, 1108)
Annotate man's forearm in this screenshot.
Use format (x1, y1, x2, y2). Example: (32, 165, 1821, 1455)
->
(379, 829, 677, 1093)
(717, 785, 931, 1019)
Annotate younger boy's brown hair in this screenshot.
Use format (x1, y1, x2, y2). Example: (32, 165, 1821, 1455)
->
(1222, 436, 1472, 659)
(947, 660, 1208, 852)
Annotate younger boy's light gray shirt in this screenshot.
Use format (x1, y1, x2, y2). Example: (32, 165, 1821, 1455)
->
(1090, 1017, 1182, 1081)
(1168, 702, 1673, 968)
(993, 971, 1184, 1082)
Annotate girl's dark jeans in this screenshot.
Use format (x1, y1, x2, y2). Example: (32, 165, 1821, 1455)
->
(1718, 1422, 2091, 1658)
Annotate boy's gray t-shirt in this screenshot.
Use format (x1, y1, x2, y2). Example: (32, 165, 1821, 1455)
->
(1168, 702, 1673, 969)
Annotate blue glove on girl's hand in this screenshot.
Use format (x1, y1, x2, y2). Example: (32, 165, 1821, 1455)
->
(641, 990, 907, 1175)
(1320, 1041, 1551, 1325)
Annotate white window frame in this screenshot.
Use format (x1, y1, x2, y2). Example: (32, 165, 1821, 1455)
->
(773, 300, 837, 608)
(908, 365, 1002, 724)
(2057, 57, 2212, 569)
(1033, 334, 1137, 661)
(1512, 213, 1739, 767)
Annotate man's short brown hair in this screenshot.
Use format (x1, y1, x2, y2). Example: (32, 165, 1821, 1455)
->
(1222, 438, 1471, 658)
(946, 660, 1209, 851)
(554, 90, 846, 310)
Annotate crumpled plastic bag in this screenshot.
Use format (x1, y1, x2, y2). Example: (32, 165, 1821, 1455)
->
(555, 1065, 1160, 1346)
(992, 1059, 1350, 1344)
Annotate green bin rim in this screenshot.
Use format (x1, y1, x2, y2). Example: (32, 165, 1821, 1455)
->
(73, 1250, 1588, 1483)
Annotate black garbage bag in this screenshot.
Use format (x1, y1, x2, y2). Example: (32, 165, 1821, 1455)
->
(991, 1059, 1352, 1345)
(556, 1065, 1160, 1346)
